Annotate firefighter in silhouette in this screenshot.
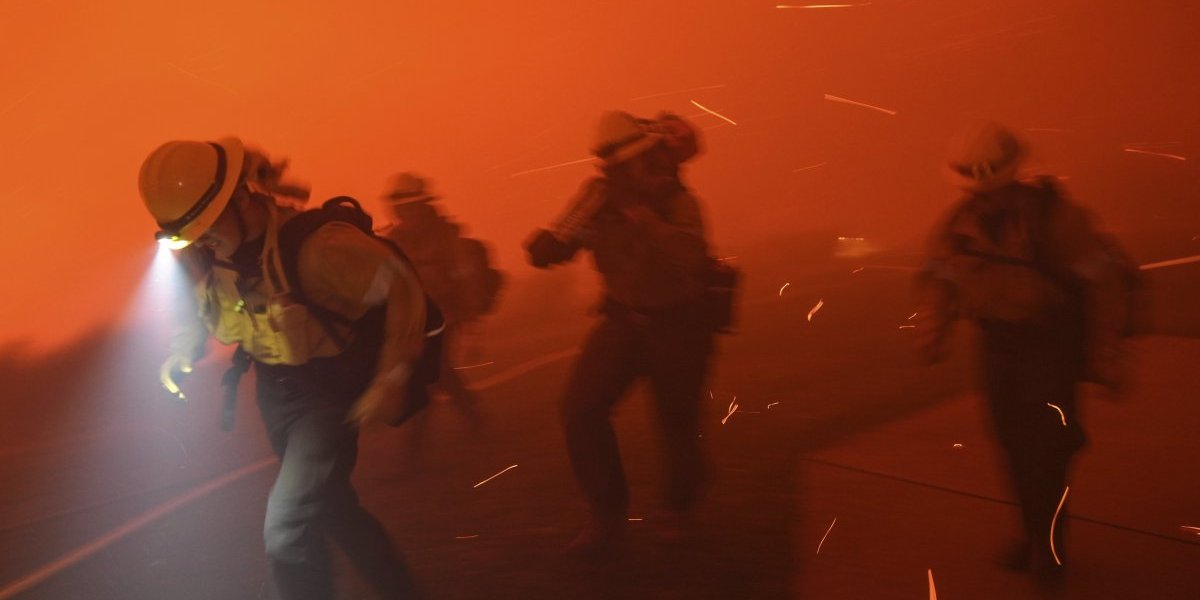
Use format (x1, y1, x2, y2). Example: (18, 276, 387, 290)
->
(525, 111, 736, 556)
(915, 121, 1137, 586)
(379, 173, 503, 407)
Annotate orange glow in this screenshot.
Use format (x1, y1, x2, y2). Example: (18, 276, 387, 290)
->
(807, 299, 825, 322)
(822, 94, 898, 116)
(927, 569, 937, 600)
(453, 361, 496, 371)
(815, 517, 837, 555)
(1046, 403, 1068, 426)
(792, 162, 828, 173)
(689, 100, 738, 126)
(473, 464, 519, 489)
(1050, 486, 1070, 566)
(721, 396, 740, 425)
(779, 282, 791, 296)
(1122, 147, 1187, 161)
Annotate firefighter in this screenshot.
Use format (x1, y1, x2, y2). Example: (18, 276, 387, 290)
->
(915, 121, 1131, 586)
(140, 138, 428, 599)
(380, 173, 503, 406)
(525, 111, 725, 557)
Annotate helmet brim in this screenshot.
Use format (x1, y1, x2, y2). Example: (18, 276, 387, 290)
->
(598, 133, 664, 167)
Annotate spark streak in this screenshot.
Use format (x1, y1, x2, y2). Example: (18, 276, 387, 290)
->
(777, 3, 871, 7)
(455, 535, 480, 540)
(767, 402, 780, 409)
(721, 396, 740, 425)
(807, 299, 825, 322)
(953, 443, 964, 448)
(1123, 147, 1187, 161)
(816, 517, 837, 555)
(928, 569, 937, 600)
(898, 325, 916, 329)
(453, 361, 496, 371)
(1139, 254, 1200, 271)
(510, 157, 596, 178)
(792, 162, 828, 172)
(1046, 403, 1067, 426)
(630, 84, 726, 101)
(1181, 526, 1200, 535)
(779, 282, 791, 296)
(823, 93, 897, 116)
(1050, 486, 1070, 566)
(627, 517, 644, 521)
(473, 464, 519, 488)
(690, 100, 738, 125)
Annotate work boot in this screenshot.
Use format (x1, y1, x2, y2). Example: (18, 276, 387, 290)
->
(565, 515, 627, 559)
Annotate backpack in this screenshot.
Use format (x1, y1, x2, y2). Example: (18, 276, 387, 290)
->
(222, 197, 445, 429)
(455, 237, 504, 317)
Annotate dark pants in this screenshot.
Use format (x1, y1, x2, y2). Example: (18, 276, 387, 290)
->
(980, 320, 1087, 563)
(255, 358, 418, 600)
(562, 304, 714, 520)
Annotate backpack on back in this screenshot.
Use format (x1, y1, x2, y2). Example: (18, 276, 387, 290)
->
(276, 196, 445, 424)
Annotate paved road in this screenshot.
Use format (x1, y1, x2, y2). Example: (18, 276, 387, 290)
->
(1, 240, 1195, 599)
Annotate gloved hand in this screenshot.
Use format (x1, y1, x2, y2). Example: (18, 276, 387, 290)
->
(159, 353, 195, 401)
(348, 364, 415, 427)
(524, 229, 577, 268)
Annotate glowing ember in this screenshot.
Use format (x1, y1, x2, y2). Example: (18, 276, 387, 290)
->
(1050, 486, 1070, 566)
(807, 299, 825, 322)
(898, 325, 916, 330)
(721, 396, 740, 425)
(908, 312, 918, 320)
(1123, 147, 1187, 161)
(455, 535, 480, 540)
(629, 84, 726, 102)
(627, 517, 644, 521)
(952, 443, 963, 448)
(823, 93, 897, 116)
(1139, 254, 1200, 271)
(510, 157, 596, 178)
(453, 361, 496, 371)
(852, 267, 865, 274)
(928, 569, 937, 600)
(473, 464, 519, 488)
(1046, 403, 1067, 426)
(689, 99, 738, 126)
(779, 282, 791, 296)
(792, 162, 828, 172)
(777, 3, 871, 7)
(816, 517, 837, 555)
(767, 402, 780, 409)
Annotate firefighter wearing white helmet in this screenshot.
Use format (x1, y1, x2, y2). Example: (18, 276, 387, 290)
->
(138, 137, 427, 599)
(916, 121, 1133, 586)
(524, 110, 734, 557)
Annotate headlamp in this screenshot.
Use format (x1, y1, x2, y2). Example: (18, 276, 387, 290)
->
(155, 230, 191, 250)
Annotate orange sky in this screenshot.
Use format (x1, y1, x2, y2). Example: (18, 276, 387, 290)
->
(1, 0, 1197, 353)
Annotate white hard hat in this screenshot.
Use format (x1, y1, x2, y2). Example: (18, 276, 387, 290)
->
(139, 137, 245, 245)
(591, 110, 663, 166)
(945, 121, 1027, 192)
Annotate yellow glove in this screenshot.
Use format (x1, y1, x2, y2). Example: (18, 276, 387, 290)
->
(160, 353, 194, 401)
